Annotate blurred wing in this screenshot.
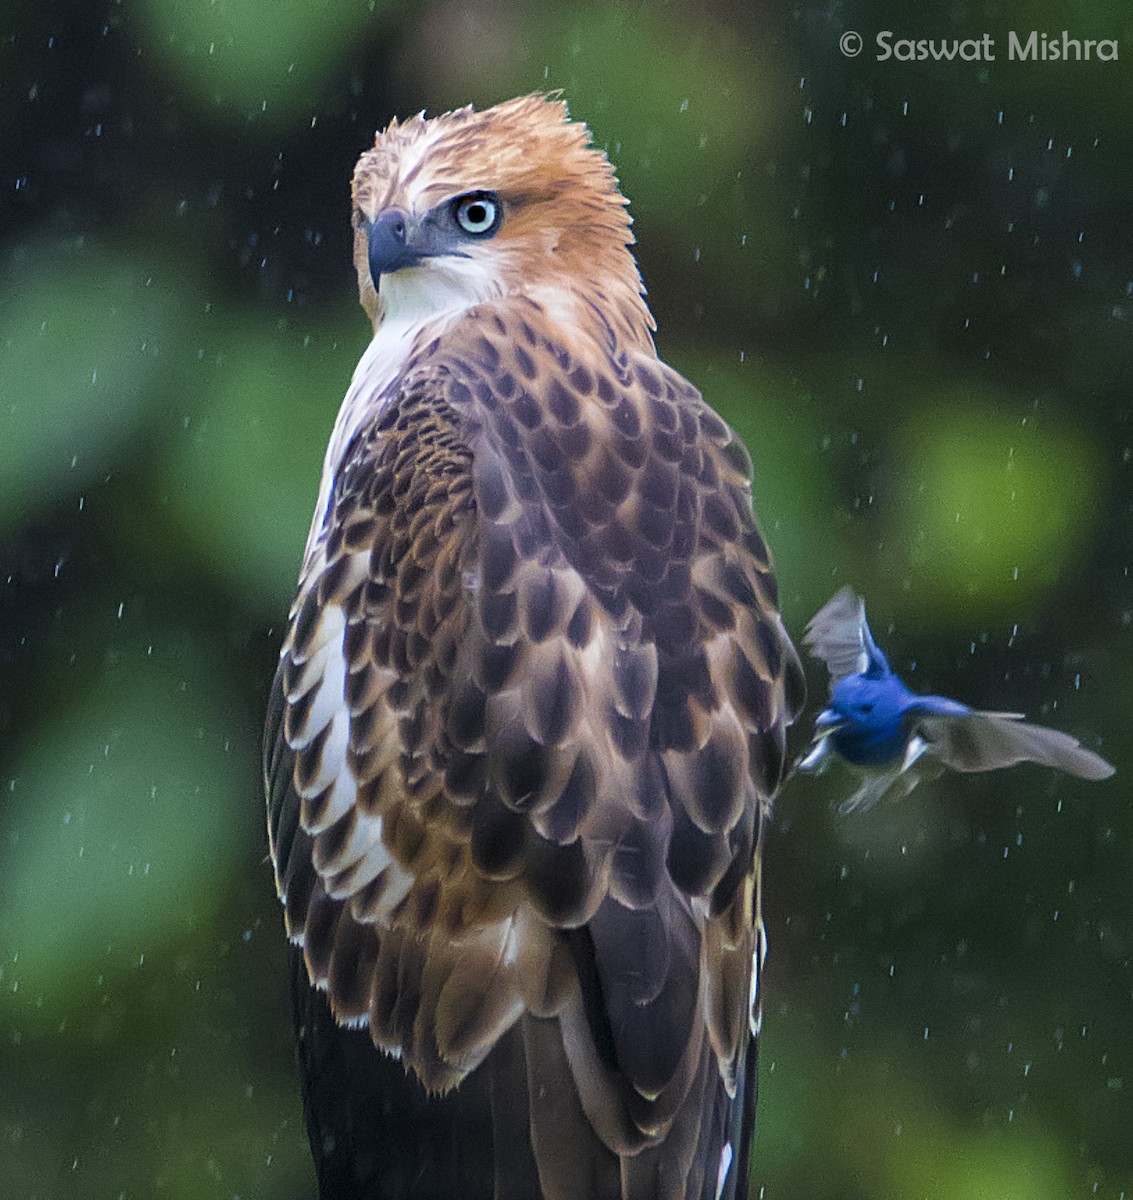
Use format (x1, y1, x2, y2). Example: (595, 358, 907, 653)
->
(836, 763, 927, 815)
(915, 710, 1115, 779)
(804, 586, 890, 685)
(835, 769, 902, 815)
(265, 296, 803, 1199)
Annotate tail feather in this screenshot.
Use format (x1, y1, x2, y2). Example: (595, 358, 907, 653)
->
(290, 943, 750, 1199)
(291, 944, 506, 1200)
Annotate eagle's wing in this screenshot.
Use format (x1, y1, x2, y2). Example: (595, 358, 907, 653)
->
(265, 297, 803, 1200)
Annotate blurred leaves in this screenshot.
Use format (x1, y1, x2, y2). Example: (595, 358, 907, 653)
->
(759, 1013, 1074, 1200)
(160, 308, 365, 610)
(130, 0, 390, 127)
(897, 400, 1104, 614)
(0, 617, 247, 1019)
(0, 241, 189, 539)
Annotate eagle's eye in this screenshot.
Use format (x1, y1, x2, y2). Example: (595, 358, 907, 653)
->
(452, 191, 501, 237)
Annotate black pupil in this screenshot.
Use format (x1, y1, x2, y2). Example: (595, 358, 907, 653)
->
(465, 202, 488, 226)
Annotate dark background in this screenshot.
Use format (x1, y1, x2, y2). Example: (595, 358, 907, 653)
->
(1, 1, 1130, 1196)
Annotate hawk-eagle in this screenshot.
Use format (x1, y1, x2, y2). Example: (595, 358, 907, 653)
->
(264, 93, 803, 1200)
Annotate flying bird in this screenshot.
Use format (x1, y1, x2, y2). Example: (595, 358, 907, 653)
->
(799, 587, 1114, 813)
(263, 95, 803, 1200)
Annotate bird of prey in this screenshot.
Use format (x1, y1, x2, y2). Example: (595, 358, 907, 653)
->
(263, 94, 804, 1200)
(799, 587, 1114, 813)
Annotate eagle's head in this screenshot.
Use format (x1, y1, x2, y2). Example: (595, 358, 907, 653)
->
(350, 94, 653, 347)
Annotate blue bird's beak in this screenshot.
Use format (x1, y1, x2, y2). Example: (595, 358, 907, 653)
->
(814, 707, 846, 730)
(796, 709, 846, 773)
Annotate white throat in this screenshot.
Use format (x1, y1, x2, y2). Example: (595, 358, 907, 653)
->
(379, 255, 503, 322)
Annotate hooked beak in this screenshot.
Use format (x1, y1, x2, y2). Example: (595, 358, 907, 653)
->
(367, 208, 427, 282)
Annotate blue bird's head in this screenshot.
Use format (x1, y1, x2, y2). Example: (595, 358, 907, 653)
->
(817, 672, 916, 766)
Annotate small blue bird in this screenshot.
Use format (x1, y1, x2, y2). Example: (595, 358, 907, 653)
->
(798, 588, 1115, 813)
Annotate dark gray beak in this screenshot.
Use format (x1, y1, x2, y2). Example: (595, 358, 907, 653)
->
(367, 208, 425, 282)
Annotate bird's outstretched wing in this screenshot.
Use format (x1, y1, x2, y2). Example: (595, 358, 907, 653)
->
(913, 709, 1115, 779)
(265, 296, 803, 1199)
(803, 586, 890, 685)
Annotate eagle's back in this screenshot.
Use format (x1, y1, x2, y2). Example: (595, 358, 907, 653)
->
(265, 296, 801, 1199)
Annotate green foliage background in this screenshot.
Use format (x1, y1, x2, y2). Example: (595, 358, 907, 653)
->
(1, 1, 1130, 1196)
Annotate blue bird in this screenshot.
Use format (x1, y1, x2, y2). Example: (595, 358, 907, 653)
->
(798, 588, 1115, 813)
